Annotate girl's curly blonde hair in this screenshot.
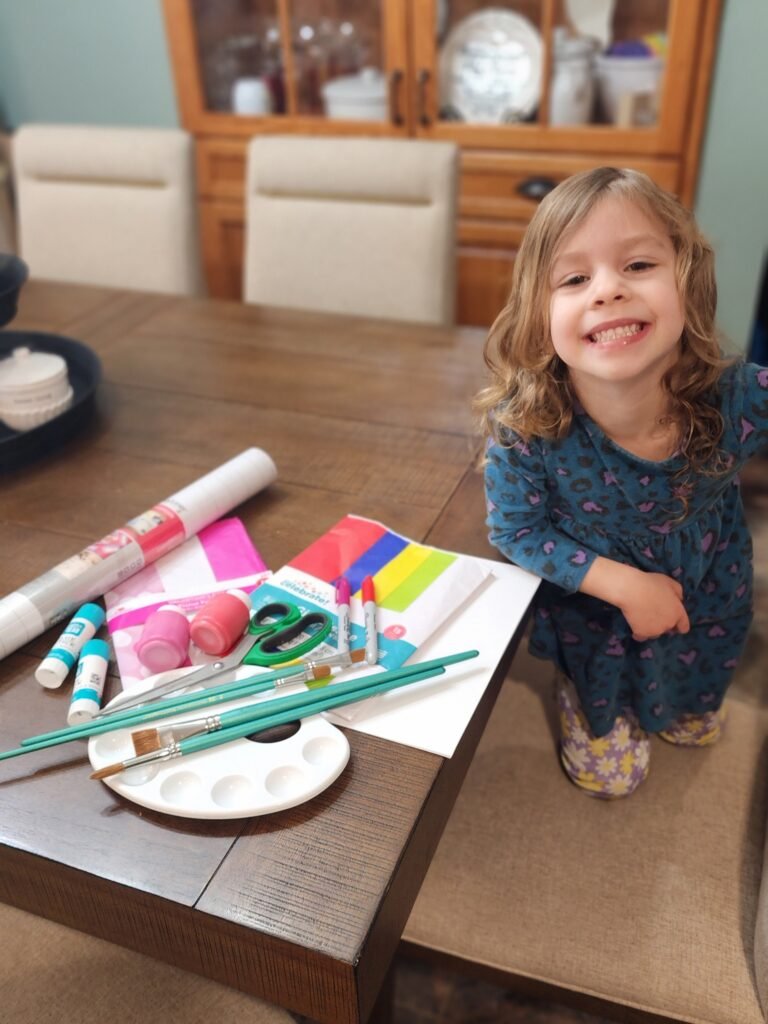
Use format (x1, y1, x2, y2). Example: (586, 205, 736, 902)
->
(476, 167, 729, 480)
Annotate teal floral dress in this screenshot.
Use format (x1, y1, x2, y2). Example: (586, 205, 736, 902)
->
(484, 362, 768, 737)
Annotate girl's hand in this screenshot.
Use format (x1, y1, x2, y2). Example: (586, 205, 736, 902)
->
(580, 558, 690, 641)
(618, 572, 690, 642)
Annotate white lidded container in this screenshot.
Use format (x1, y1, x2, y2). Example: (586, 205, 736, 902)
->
(232, 76, 273, 115)
(594, 53, 664, 124)
(321, 68, 387, 121)
(550, 29, 596, 126)
(0, 346, 73, 431)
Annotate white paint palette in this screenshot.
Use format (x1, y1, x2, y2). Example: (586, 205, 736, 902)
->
(88, 712, 350, 820)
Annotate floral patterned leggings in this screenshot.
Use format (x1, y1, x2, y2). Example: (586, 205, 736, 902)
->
(558, 677, 726, 799)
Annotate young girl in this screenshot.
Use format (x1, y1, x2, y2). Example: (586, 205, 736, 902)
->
(479, 166, 768, 798)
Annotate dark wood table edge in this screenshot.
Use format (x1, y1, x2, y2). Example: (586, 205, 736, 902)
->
(352, 610, 531, 1023)
(0, 840, 355, 1020)
(0, 611, 530, 1024)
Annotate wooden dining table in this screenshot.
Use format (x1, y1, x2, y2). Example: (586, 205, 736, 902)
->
(0, 280, 530, 1024)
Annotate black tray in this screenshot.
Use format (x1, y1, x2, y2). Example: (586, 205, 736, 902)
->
(0, 331, 101, 472)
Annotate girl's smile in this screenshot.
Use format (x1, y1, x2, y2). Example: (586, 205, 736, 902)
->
(548, 196, 685, 395)
(584, 318, 649, 346)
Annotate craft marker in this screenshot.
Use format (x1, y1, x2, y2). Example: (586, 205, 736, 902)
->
(362, 575, 378, 666)
(35, 602, 105, 689)
(335, 578, 351, 654)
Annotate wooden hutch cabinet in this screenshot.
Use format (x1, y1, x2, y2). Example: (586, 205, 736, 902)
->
(161, 0, 722, 326)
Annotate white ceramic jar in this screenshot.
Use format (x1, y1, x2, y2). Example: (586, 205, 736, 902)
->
(321, 68, 387, 121)
(232, 77, 273, 115)
(0, 346, 73, 431)
(550, 30, 596, 126)
(594, 53, 664, 124)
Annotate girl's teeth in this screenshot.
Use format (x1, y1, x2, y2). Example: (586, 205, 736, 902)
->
(590, 323, 643, 344)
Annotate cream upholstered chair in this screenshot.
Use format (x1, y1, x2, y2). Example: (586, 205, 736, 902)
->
(13, 124, 202, 295)
(243, 135, 458, 325)
(0, 902, 295, 1023)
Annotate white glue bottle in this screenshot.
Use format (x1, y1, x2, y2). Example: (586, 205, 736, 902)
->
(35, 603, 106, 689)
(67, 639, 110, 725)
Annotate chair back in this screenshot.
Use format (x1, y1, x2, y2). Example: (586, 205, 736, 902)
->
(13, 124, 202, 295)
(244, 136, 457, 325)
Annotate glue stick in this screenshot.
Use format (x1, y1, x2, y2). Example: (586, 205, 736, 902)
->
(35, 602, 105, 689)
(68, 639, 110, 725)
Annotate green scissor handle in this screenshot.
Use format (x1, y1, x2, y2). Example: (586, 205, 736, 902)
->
(247, 601, 302, 639)
(245, 604, 333, 666)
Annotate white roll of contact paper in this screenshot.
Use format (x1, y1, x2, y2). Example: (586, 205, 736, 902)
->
(0, 448, 277, 661)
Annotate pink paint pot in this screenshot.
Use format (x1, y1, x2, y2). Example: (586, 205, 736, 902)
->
(135, 604, 191, 673)
(190, 589, 251, 656)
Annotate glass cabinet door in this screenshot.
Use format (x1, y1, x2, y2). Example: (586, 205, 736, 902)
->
(287, 0, 389, 121)
(432, 0, 545, 127)
(414, 0, 674, 138)
(554, 0, 670, 129)
(189, 0, 406, 127)
(192, 0, 286, 115)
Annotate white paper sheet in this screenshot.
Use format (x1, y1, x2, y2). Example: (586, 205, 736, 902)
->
(105, 556, 540, 762)
(325, 559, 540, 757)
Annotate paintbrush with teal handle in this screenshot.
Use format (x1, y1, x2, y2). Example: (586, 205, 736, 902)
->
(18, 656, 366, 748)
(0, 649, 478, 763)
(128, 649, 479, 757)
(1, 663, 335, 761)
(91, 661, 454, 780)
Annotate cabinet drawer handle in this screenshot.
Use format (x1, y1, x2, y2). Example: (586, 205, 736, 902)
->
(517, 177, 557, 200)
(389, 69, 404, 126)
(417, 69, 431, 126)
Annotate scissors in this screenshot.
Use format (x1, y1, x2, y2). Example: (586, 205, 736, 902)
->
(97, 601, 332, 717)
(96, 627, 261, 717)
(243, 601, 332, 667)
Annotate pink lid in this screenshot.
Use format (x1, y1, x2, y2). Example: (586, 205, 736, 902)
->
(190, 590, 251, 656)
(136, 605, 190, 672)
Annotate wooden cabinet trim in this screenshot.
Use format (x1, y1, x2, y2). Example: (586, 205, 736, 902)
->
(196, 138, 247, 201)
(161, 0, 723, 325)
(679, 0, 723, 207)
(458, 219, 527, 249)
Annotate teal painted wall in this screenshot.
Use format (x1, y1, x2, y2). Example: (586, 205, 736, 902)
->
(0, 0, 765, 346)
(695, 0, 768, 353)
(0, 0, 178, 129)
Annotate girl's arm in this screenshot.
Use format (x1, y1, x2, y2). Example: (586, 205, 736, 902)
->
(485, 438, 689, 640)
(485, 439, 599, 594)
(579, 556, 690, 641)
(721, 362, 768, 460)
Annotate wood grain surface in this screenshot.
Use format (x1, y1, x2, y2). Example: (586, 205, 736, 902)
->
(0, 281, 526, 1023)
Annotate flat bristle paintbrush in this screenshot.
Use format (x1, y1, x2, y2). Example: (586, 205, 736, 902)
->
(91, 649, 480, 780)
(91, 662, 450, 780)
(126, 648, 475, 757)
